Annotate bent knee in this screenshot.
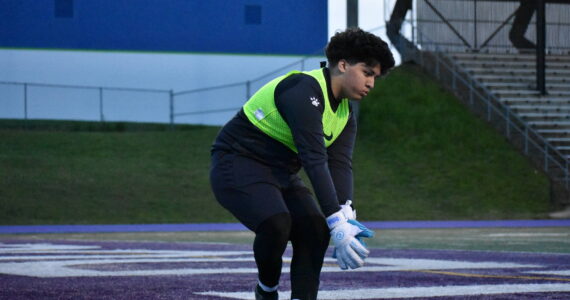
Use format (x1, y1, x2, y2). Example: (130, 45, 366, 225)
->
(255, 212, 292, 242)
(291, 215, 329, 245)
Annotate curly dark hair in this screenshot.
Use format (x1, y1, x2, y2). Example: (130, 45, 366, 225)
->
(325, 28, 395, 75)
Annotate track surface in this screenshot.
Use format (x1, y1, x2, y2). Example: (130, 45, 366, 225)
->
(1, 235, 570, 299)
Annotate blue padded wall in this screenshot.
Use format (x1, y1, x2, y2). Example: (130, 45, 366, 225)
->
(0, 0, 328, 55)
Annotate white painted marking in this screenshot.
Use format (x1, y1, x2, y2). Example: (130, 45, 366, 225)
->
(197, 283, 570, 299)
(0, 249, 252, 261)
(0, 255, 256, 261)
(0, 243, 544, 278)
(0, 243, 100, 252)
(529, 270, 570, 276)
(487, 233, 569, 238)
(362, 257, 539, 271)
(0, 258, 539, 278)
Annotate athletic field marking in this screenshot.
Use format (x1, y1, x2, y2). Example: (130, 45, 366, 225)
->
(486, 233, 569, 237)
(0, 255, 256, 261)
(0, 259, 539, 278)
(2, 242, 570, 299)
(413, 270, 570, 282)
(0, 242, 541, 278)
(531, 270, 570, 276)
(0, 243, 100, 252)
(362, 257, 539, 270)
(196, 283, 570, 299)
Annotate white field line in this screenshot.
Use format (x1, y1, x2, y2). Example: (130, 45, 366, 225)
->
(197, 283, 570, 299)
(530, 270, 570, 276)
(486, 233, 569, 238)
(0, 256, 540, 278)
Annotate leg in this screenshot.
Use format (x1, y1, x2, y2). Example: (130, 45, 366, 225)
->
(254, 212, 291, 291)
(210, 152, 291, 298)
(509, 0, 537, 50)
(283, 178, 330, 300)
(386, 0, 413, 46)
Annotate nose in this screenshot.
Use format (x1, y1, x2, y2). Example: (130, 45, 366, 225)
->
(366, 78, 374, 90)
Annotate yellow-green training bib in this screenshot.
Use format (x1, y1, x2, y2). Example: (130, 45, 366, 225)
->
(243, 68, 350, 153)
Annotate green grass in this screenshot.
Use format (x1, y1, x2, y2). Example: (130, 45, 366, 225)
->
(0, 125, 233, 224)
(354, 64, 549, 220)
(0, 64, 551, 225)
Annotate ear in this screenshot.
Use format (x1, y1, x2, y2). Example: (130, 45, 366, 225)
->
(337, 59, 348, 73)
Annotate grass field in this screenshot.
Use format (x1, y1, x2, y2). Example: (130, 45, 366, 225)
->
(0, 64, 552, 225)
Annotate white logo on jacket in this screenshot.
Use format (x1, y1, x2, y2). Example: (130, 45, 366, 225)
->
(310, 97, 320, 107)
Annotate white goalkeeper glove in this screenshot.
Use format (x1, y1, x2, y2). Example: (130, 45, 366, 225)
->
(326, 207, 372, 270)
(332, 200, 375, 259)
(340, 200, 356, 220)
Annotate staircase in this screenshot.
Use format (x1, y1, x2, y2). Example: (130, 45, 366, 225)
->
(403, 41, 570, 205)
(450, 52, 570, 160)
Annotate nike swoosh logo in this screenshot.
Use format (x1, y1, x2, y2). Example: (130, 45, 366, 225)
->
(324, 132, 333, 141)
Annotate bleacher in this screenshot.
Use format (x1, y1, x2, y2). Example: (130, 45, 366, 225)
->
(450, 52, 570, 159)
(388, 0, 570, 216)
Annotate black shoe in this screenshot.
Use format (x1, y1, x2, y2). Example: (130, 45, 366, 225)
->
(254, 284, 278, 300)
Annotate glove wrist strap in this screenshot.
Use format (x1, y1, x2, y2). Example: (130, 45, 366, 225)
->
(340, 200, 355, 220)
(326, 210, 348, 229)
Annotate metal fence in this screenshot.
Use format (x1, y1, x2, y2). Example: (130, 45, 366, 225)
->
(171, 56, 319, 125)
(0, 81, 171, 123)
(0, 55, 322, 126)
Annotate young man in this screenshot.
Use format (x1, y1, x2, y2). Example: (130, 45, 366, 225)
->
(210, 28, 395, 300)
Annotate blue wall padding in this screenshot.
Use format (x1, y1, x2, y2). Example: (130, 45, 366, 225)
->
(0, 0, 328, 55)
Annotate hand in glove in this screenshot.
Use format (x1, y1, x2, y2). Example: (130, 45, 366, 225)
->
(332, 200, 375, 259)
(326, 206, 373, 270)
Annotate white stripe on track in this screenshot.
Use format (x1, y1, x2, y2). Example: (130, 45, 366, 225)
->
(197, 283, 570, 299)
(530, 270, 570, 276)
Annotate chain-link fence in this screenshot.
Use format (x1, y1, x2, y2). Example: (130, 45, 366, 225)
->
(0, 55, 324, 126)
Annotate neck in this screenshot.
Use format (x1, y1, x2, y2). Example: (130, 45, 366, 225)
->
(330, 73, 343, 100)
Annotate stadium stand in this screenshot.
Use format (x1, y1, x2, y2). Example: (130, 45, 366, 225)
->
(387, 0, 570, 218)
(451, 52, 570, 219)
(451, 52, 570, 157)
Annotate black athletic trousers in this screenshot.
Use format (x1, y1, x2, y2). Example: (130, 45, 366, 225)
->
(210, 150, 331, 300)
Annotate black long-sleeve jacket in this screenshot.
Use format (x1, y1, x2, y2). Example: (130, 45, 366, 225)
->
(211, 68, 356, 217)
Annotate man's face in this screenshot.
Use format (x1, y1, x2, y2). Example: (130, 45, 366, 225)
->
(338, 61, 381, 101)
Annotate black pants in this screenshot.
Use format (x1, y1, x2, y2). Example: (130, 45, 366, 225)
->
(210, 150, 330, 300)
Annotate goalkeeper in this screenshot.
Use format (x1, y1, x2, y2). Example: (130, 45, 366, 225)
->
(209, 28, 394, 300)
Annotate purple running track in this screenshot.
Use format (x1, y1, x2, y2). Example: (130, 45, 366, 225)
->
(1, 219, 569, 234)
(1, 239, 570, 299)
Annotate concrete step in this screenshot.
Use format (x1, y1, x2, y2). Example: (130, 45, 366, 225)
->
(450, 52, 570, 63)
(483, 82, 570, 89)
(519, 113, 570, 123)
(484, 84, 570, 93)
(511, 105, 570, 113)
(547, 137, 570, 145)
(529, 121, 570, 129)
(493, 90, 570, 97)
(537, 132, 570, 140)
(547, 137, 570, 142)
(474, 74, 570, 84)
(537, 129, 570, 136)
(468, 68, 570, 76)
(520, 113, 570, 119)
(458, 61, 570, 69)
(501, 97, 570, 105)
